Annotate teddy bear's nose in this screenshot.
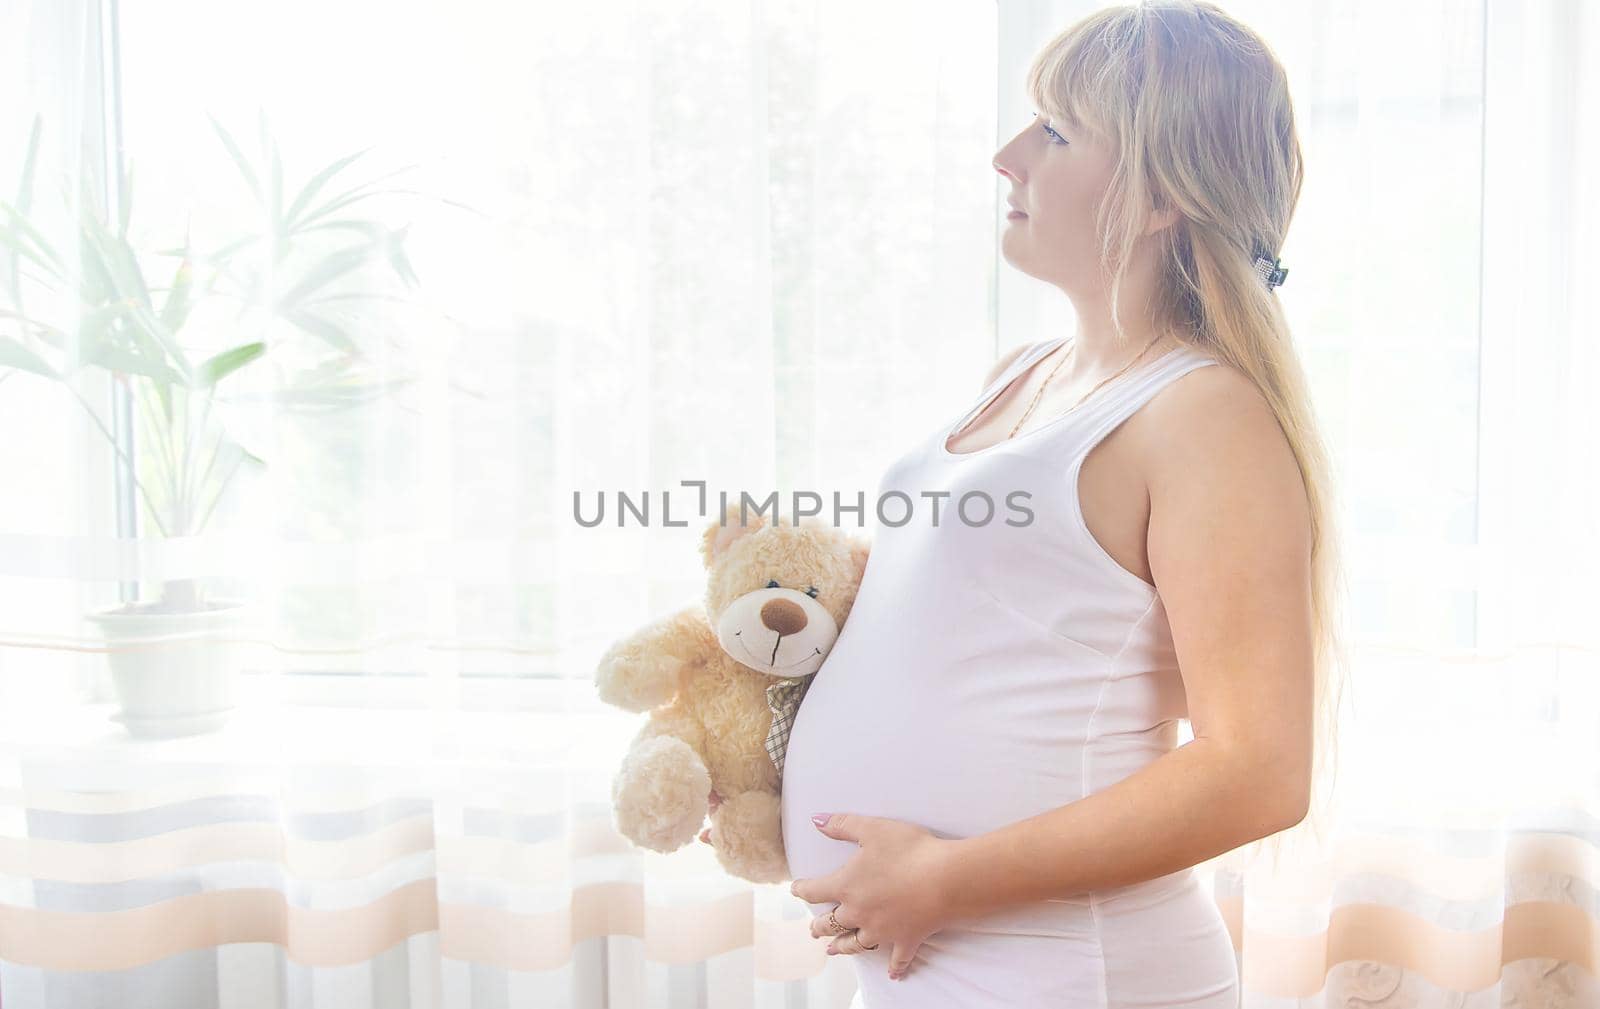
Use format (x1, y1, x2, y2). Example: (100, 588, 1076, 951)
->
(760, 597, 808, 636)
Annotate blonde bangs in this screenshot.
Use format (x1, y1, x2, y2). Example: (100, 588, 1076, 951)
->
(1024, 8, 1141, 147)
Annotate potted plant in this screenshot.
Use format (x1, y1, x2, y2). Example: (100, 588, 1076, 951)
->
(0, 111, 424, 737)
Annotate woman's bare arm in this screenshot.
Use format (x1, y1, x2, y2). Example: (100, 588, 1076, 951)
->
(933, 364, 1315, 915)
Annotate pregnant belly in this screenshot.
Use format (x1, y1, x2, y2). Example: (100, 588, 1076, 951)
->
(776, 603, 1234, 1006)
(777, 629, 1110, 896)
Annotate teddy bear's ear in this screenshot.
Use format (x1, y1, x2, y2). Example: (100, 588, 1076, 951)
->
(848, 534, 872, 581)
(699, 501, 766, 569)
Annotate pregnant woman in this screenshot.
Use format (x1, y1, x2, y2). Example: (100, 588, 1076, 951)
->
(776, 4, 1345, 1007)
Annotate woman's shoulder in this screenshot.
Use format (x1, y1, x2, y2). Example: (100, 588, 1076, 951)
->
(979, 339, 1048, 389)
(1133, 357, 1303, 514)
(1139, 354, 1266, 441)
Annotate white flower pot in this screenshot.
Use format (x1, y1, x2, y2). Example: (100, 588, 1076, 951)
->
(87, 598, 252, 738)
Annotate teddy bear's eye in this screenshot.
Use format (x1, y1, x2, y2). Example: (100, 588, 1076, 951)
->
(806, 586, 819, 598)
(766, 579, 780, 589)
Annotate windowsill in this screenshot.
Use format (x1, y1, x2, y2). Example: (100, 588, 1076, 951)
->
(4, 691, 1586, 842)
(0, 682, 640, 787)
(235, 669, 592, 710)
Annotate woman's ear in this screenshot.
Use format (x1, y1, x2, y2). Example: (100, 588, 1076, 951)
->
(1143, 203, 1182, 237)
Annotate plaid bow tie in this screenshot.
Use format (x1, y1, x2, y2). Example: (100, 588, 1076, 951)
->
(764, 675, 814, 778)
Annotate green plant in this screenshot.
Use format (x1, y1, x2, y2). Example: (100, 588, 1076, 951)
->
(0, 110, 425, 611)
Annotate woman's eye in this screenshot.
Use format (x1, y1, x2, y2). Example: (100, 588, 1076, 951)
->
(1031, 112, 1066, 145)
(806, 586, 819, 598)
(766, 579, 780, 588)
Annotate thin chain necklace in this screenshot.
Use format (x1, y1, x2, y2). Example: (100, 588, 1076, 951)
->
(1006, 332, 1167, 440)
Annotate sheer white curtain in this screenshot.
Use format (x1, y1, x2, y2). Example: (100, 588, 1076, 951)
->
(0, 0, 995, 1006)
(3, 0, 1597, 1007)
(999, 3, 1597, 1007)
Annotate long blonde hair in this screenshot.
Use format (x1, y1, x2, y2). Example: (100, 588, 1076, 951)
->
(1027, 1, 1349, 869)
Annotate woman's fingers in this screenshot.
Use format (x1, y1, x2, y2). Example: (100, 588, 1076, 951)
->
(828, 929, 878, 956)
(810, 906, 857, 939)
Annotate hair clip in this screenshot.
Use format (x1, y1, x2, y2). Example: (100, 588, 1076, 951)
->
(1252, 252, 1288, 290)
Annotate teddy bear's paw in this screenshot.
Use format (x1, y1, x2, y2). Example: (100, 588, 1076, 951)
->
(594, 644, 683, 713)
(610, 734, 711, 852)
(710, 790, 790, 884)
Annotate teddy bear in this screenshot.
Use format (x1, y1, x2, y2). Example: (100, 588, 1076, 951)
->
(593, 502, 871, 883)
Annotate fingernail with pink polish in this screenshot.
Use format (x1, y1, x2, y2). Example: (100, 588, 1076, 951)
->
(811, 813, 831, 828)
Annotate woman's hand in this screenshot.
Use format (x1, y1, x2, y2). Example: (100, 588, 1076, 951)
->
(789, 812, 965, 982)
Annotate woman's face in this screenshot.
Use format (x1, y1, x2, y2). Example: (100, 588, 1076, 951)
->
(991, 110, 1119, 294)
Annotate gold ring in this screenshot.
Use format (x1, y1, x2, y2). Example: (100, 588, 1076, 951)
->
(826, 910, 850, 936)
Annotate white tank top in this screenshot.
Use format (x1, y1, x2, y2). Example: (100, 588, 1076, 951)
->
(779, 336, 1238, 1008)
